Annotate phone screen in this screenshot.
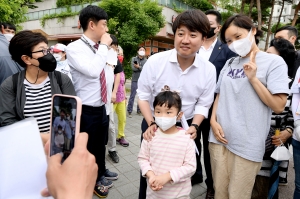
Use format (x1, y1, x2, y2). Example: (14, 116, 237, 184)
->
(50, 96, 78, 162)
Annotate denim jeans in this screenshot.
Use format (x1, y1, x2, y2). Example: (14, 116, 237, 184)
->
(293, 138, 300, 199)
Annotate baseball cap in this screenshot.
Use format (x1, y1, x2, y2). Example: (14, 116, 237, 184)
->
(53, 43, 67, 53)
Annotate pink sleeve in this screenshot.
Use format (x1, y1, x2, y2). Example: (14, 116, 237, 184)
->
(169, 139, 196, 184)
(137, 139, 153, 177)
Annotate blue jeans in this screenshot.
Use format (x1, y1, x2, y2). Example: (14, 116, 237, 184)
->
(127, 81, 140, 113)
(293, 138, 300, 199)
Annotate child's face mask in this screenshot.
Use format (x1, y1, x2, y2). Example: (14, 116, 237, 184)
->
(155, 115, 177, 131)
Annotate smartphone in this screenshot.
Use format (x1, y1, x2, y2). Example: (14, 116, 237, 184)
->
(49, 94, 82, 162)
(134, 61, 138, 64)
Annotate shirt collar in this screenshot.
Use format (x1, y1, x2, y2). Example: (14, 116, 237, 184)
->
(169, 49, 200, 68)
(82, 34, 97, 46)
(201, 37, 218, 50)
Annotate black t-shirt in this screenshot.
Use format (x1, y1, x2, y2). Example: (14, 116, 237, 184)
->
(114, 59, 123, 74)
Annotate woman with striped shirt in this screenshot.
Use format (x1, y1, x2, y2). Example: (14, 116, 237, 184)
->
(0, 30, 75, 144)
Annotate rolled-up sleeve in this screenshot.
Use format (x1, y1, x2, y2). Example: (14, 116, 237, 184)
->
(194, 67, 216, 118)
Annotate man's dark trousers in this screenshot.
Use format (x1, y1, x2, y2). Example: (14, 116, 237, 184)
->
(138, 118, 202, 199)
(80, 105, 108, 181)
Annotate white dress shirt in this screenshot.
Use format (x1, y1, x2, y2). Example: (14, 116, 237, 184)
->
(198, 38, 218, 61)
(137, 49, 216, 120)
(66, 34, 108, 106)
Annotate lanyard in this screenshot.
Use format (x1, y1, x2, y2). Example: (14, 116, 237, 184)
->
(80, 36, 97, 54)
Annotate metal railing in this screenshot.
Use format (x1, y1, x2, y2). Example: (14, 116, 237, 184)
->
(24, 0, 192, 21)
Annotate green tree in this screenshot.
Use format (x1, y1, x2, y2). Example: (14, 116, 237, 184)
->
(0, 0, 42, 27)
(99, 0, 165, 79)
(179, 0, 214, 10)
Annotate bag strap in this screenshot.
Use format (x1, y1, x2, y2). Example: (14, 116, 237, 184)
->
(54, 71, 63, 92)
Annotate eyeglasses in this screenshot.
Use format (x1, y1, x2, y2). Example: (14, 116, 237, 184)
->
(32, 48, 51, 56)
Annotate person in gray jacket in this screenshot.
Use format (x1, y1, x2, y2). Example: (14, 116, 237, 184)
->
(0, 32, 23, 85)
(127, 46, 147, 117)
(0, 30, 75, 144)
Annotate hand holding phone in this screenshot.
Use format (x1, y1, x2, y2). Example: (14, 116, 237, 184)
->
(49, 94, 82, 163)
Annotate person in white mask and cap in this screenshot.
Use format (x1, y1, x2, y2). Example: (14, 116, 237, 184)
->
(53, 43, 72, 81)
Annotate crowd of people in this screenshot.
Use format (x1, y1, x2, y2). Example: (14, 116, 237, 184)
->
(0, 5, 300, 199)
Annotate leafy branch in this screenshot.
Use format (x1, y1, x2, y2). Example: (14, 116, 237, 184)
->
(40, 6, 79, 27)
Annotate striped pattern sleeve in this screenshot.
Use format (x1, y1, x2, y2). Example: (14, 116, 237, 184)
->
(24, 80, 51, 133)
(169, 138, 196, 184)
(138, 139, 153, 177)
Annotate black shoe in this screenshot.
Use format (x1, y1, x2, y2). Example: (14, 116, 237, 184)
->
(279, 177, 288, 185)
(205, 188, 215, 199)
(94, 184, 109, 198)
(98, 175, 114, 188)
(191, 176, 203, 186)
(104, 169, 119, 181)
(108, 151, 119, 163)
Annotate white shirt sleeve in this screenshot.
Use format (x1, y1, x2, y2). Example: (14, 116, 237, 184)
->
(137, 60, 154, 102)
(194, 67, 216, 118)
(67, 44, 108, 79)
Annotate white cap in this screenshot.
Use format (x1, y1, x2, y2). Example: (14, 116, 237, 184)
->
(53, 43, 67, 53)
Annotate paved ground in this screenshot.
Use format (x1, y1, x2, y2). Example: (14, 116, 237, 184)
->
(92, 80, 295, 199)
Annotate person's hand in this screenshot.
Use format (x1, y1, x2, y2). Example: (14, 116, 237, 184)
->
(186, 126, 197, 139)
(143, 125, 157, 141)
(243, 50, 259, 82)
(134, 63, 140, 69)
(41, 133, 98, 199)
(40, 133, 50, 146)
(211, 120, 228, 144)
(111, 92, 116, 103)
(152, 173, 171, 190)
(272, 130, 292, 146)
(100, 33, 112, 46)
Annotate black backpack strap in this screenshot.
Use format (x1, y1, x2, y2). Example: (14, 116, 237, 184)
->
(54, 71, 63, 92)
(12, 73, 19, 94)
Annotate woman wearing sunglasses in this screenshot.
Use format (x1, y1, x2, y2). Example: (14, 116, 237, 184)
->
(0, 30, 75, 144)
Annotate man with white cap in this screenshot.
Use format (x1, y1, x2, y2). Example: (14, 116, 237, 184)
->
(53, 43, 72, 81)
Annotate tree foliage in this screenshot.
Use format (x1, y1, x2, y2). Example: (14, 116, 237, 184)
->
(99, 0, 165, 79)
(178, 0, 213, 10)
(56, 0, 97, 7)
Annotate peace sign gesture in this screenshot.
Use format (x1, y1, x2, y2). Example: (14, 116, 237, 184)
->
(243, 50, 259, 81)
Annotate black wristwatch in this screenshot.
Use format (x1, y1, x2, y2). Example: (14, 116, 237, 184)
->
(191, 124, 199, 131)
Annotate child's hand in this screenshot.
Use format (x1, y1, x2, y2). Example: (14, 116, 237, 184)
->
(152, 172, 171, 188)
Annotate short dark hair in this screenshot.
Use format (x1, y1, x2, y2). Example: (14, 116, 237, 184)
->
(153, 91, 182, 113)
(172, 9, 210, 38)
(60, 109, 66, 114)
(255, 29, 264, 44)
(2, 22, 16, 31)
(79, 5, 108, 32)
(220, 15, 256, 43)
(9, 30, 48, 68)
(138, 46, 146, 51)
(205, 10, 222, 24)
(275, 25, 298, 38)
(270, 38, 296, 77)
(110, 34, 118, 46)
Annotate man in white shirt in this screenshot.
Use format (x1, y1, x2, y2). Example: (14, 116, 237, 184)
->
(66, 5, 118, 198)
(137, 9, 216, 199)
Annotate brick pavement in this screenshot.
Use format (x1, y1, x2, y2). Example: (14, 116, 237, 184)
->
(92, 80, 294, 199)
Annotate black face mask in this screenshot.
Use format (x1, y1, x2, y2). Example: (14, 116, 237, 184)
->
(35, 53, 57, 72)
(207, 27, 216, 39)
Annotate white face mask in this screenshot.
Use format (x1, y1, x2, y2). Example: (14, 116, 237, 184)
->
(155, 116, 177, 131)
(138, 51, 145, 56)
(53, 54, 62, 62)
(228, 29, 253, 57)
(58, 130, 63, 134)
(66, 116, 70, 120)
(3, 33, 14, 41)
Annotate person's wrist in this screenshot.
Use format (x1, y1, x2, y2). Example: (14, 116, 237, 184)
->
(286, 128, 293, 135)
(99, 43, 109, 50)
(249, 76, 259, 84)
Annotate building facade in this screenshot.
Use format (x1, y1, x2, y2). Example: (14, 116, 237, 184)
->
(22, 0, 192, 55)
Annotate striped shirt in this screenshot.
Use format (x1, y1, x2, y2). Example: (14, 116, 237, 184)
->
(23, 77, 51, 133)
(138, 128, 196, 199)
